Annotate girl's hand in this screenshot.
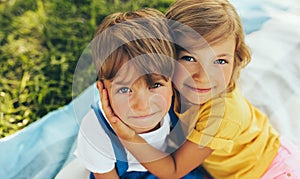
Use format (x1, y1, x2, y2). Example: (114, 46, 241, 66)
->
(96, 81, 136, 141)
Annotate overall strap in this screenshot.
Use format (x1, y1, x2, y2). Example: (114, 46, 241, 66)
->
(91, 103, 128, 176)
(168, 99, 186, 146)
(168, 100, 179, 128)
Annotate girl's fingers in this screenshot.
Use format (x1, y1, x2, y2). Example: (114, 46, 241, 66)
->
(102, 88, 118, 123)
(96, 80, 110, 116)
(96, 80, 117, 123)
(96, 81, 104, 102)
(96, 80, 103, 90)
(101, 88, 133, 138)
(96, 80, 134, 139)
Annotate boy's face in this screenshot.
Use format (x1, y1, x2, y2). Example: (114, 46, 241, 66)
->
(103, 62, 173, 134)
(173, 36, 235, 107)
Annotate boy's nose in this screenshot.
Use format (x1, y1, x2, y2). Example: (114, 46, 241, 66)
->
(130, 91, 151, 111)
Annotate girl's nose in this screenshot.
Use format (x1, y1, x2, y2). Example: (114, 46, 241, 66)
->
(192, 63, 210, 83)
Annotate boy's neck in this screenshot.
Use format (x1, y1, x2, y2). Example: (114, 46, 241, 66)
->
(139, 122, 161, 134)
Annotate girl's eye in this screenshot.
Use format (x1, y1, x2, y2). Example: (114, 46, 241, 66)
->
(118, 87, 131, 94)
(214, 59, 228, 64)
(179, 56, 196, 62)
(151, 82, 163, 89)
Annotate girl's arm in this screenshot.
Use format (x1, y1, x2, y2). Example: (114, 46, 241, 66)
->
(94, 168, 119, 179)
(97, 81, 213, 178)
(120, 134, 212, 178)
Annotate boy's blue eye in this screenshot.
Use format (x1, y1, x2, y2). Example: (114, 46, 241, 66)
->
(118, 87, 131, 94)
(214, 59, 227, 64)
(180, 56, 196, 62)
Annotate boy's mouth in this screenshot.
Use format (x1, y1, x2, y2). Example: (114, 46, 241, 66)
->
(129, 112, 157, 120)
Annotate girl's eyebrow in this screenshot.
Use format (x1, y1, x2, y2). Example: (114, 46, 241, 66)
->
(207, 53, 233, 63)
(179, 50, 191, 54)
(178, 50, 196, 57)
(216, 53, 233, 58)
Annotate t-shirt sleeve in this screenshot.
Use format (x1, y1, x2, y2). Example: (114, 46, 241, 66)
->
(187, 98, 242, 153)
(74, 110, 116, 173)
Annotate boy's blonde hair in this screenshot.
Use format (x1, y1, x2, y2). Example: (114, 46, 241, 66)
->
(92, 8, 175, 82)
(166, 0, 251, 91)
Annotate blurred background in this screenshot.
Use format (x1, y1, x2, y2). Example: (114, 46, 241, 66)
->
(0, 0, 174, 138)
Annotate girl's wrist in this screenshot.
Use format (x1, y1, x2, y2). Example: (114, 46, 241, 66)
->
(120, 133, 145, 145)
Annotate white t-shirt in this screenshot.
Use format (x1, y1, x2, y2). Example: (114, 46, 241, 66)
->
(74, 102, 171, 174)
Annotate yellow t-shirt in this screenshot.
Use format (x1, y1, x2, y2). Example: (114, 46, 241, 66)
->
(174, 88, 280, 179)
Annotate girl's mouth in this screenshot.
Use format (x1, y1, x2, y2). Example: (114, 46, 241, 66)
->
(185, 85, 212, 93)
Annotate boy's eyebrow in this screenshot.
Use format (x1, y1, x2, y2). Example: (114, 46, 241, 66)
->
(112, 74, 141, 86)
(150, 74, 168, 81)
(112, 74, 167, 87)
(112, 79, 131, 86)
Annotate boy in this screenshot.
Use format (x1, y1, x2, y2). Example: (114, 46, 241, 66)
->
(75, 8, 205, 179)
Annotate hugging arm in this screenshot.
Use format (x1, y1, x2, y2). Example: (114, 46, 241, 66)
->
(97, 81, 213, 178)
(93, 168, 119, 179)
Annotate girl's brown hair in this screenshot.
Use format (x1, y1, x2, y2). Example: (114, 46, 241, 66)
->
(166, 0, 251, 91)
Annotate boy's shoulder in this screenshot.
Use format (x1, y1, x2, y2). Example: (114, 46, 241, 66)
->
(78, 108, 114, 149)
(75, 109, 116, 173)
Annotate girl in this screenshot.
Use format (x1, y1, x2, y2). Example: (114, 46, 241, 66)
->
(99, 0, 300, 178)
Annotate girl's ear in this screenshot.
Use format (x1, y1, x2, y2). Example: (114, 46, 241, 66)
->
(171, 86, 175, 97)
(171, 82, 178, 94)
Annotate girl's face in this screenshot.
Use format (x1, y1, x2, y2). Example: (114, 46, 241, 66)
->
(103, 62, 173, 134)
(173, 36, 235, 108)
